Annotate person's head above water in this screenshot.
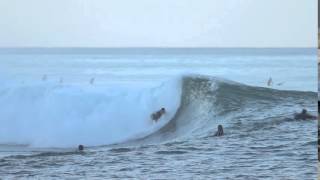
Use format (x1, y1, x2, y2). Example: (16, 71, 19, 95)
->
(78, 145, 84, 151)
(302, 109, 307, 114)
(161, 108, 166, 113)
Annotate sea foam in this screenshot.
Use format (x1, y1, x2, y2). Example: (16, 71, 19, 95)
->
(0, 78, 182, 147)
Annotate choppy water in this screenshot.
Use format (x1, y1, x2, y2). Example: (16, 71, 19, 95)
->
(0, 48, 317, 179)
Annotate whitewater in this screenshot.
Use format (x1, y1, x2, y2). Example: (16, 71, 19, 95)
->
(0, 48, 317, 179)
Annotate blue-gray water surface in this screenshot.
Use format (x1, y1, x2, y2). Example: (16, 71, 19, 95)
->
(0, 48, 317, 179)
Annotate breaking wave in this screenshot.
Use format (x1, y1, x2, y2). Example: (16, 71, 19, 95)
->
(0, 75, 316, 148)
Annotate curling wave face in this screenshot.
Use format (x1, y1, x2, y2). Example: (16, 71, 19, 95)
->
(134, 75, 316, 144)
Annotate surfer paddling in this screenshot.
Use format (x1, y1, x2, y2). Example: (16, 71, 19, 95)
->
(294, 109, 317, 120)
(151, 108, 166, 122)
(214, 125, 224, 136)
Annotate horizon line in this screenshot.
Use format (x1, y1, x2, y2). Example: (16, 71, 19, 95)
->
(0, 47, 316, 49)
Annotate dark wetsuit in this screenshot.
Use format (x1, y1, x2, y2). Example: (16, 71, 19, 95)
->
(151, 112, 162, 121)
(214, 125, 224, 136)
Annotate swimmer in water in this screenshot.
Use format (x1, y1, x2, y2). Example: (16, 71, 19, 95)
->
(294, 109, 317, 120)
(78, 145, 84, 151)
(151, 108, 166, 122)
(214, 125, 224, 136)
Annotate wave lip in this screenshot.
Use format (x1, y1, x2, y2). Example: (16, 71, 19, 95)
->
(132, 75, 317, 144)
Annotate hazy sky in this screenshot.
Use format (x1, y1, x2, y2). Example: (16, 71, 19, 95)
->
(0, 0, 316, 47)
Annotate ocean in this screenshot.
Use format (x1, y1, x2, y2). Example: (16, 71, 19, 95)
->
(0, 48, 317, 179)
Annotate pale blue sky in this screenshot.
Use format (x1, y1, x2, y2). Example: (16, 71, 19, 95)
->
(0, 0, 316, 47)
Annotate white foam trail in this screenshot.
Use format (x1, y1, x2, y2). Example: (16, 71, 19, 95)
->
(0, 78, 182, 148)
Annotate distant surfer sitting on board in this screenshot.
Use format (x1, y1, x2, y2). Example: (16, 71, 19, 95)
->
(151, 108, 166, 122)
(214, 125, 224, 136)
(267, 77, 273, 87)
(294, 109, 317, 120)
